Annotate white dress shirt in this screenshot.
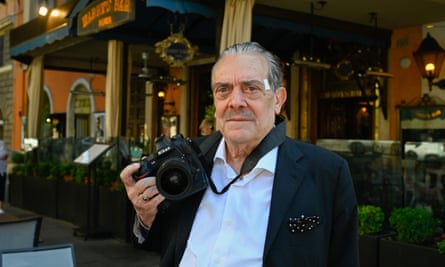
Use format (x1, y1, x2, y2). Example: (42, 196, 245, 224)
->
(179, 138, 277, 267)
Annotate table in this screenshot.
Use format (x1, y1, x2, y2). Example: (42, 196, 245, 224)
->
(0, 213, 18, 223)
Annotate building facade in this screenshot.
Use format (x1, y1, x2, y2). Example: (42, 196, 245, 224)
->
(1, 0, 445, 155)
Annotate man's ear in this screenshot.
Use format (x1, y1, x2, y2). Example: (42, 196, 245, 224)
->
(274, 87, 287, 114)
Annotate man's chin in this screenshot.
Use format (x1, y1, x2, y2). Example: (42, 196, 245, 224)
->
(225, 128, 254, 142)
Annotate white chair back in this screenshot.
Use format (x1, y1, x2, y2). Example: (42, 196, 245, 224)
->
(0, 216, 42, 251)
(0, 243, 76, 267)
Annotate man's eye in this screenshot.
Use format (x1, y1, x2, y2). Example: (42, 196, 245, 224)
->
(244, 86, 264, 95)
(246, 86, 259, 92)
(215, 87, 231, 98)
(215, 87, 228, 94)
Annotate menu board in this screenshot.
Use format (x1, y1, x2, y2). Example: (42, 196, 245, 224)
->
(74, 144, 111, 166)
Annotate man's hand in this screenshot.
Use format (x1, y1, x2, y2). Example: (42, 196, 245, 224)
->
(120, 162, 165, 228)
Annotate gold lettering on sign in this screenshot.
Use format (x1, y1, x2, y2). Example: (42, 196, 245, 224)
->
(415, 109, 442, 120)
(78, 0, 134, 35)
(416, 112, 432, 119)
(81, 0, 113, 29)
(431, 110, 442, 118)
(98, 16, 113, 27)
(114, 0, 130, 12)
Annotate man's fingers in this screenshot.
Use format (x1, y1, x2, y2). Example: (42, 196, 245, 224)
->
(138, 176, 157, 189)
(138, 179, 160, 199)
(120, 162, 140, 186)
(136, 194, 166, 227)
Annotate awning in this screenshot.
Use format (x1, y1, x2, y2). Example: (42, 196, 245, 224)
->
(146, 0, 215, 17)
(9, 0, 218, 72)
(10, 0, 90, 64)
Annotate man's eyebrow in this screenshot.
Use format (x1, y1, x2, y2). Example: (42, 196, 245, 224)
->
(241, 80, 265, 88)
(213, 82, 231, 88)
(212, 80, 264, 89)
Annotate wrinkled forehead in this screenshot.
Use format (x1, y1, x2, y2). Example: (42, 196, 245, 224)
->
(212, 53, 269, 84)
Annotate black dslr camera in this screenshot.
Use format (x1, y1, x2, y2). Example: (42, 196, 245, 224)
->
(134, 134, 209, 201)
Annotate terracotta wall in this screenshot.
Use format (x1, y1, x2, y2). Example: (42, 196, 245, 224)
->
(11, 68, 106, 150)
(44, 70, 106, 113)
(388, 26, 423, 139)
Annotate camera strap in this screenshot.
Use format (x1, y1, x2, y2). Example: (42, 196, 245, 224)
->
(200, 116, 287, 195)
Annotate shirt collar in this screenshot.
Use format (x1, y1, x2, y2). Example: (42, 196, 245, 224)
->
(214, 137, 277, 175)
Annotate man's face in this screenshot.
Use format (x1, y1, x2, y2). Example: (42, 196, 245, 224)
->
(212, 53, 286, 146)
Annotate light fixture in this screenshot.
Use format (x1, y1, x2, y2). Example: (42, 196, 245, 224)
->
(38, 1, 49, 16)
(157, 89, 166, 99)
(413, 33, 445, 91)
(138, 51, 187, 85)
(138, 51, 151, 79)
(292, 1, 331, 70)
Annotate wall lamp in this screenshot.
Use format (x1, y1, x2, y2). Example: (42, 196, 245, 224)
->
(413, 33, 445, 91)
(38, 1, 49, 16)
(157, 89, 166, 98)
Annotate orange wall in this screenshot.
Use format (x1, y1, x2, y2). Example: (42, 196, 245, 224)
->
(11, 68, 106, 150)
(12, 63, 27, 150)
(44, 70, 106, 113)
(388, 26, 423, 139)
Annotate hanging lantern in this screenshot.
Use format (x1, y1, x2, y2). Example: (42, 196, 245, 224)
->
(413, 33, 445, 91)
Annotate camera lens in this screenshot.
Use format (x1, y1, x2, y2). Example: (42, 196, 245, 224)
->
(156, 159, 192, 200)
(159, 169, 188, 195)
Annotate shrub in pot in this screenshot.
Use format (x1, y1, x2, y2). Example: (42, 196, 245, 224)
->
(358, 205, 385, 235)
(389, 207, 441, 245)
(358, 205, 387, 267)
(36, 161, 52, 178)
(11, 151, 25, 164)
(379, 207, 445, 267)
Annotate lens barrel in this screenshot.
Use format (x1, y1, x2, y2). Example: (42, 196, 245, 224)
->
(156, 158, 194, 200)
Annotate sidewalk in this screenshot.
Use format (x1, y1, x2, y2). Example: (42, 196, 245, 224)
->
(3, 203, 160, 267)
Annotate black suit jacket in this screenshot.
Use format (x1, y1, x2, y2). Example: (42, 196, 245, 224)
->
(139, 134, 359, 267)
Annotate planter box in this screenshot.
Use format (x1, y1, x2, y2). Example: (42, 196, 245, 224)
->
(7, 174, 133, 242)
(56, 181, 89, 228)
(359, 232, 396, 267)
(360, 235, 380, 267)
(97, 186, 132, 241)
(22, 176, 57, 217)
(8, 174, 24, 207)
(379, 239, 445, 267)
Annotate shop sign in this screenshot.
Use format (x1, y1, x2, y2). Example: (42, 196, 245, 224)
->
(400, 107, 445, 121)
(78, 0, 135, 36)
(155, 33, 198, 67)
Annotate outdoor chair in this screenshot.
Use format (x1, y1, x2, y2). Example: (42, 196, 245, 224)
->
(0, 243, 76, 267)
(0, 216, 42, 251)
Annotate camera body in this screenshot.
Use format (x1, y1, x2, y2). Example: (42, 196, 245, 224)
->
(134, 134, 208, 201)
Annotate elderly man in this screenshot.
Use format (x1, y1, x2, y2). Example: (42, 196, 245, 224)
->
(120, 42, 359, 266)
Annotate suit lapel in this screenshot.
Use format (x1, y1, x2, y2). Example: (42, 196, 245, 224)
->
(264, 139, 305, 256)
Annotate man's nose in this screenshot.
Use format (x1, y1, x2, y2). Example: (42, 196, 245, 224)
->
(228, 87, 247, 107)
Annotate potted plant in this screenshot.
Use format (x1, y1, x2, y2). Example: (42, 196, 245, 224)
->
(379, 207, 445, 267)
(358, 205, 388, 267)
(389, 207, 440, 244)
(358, 205, 385, 235)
